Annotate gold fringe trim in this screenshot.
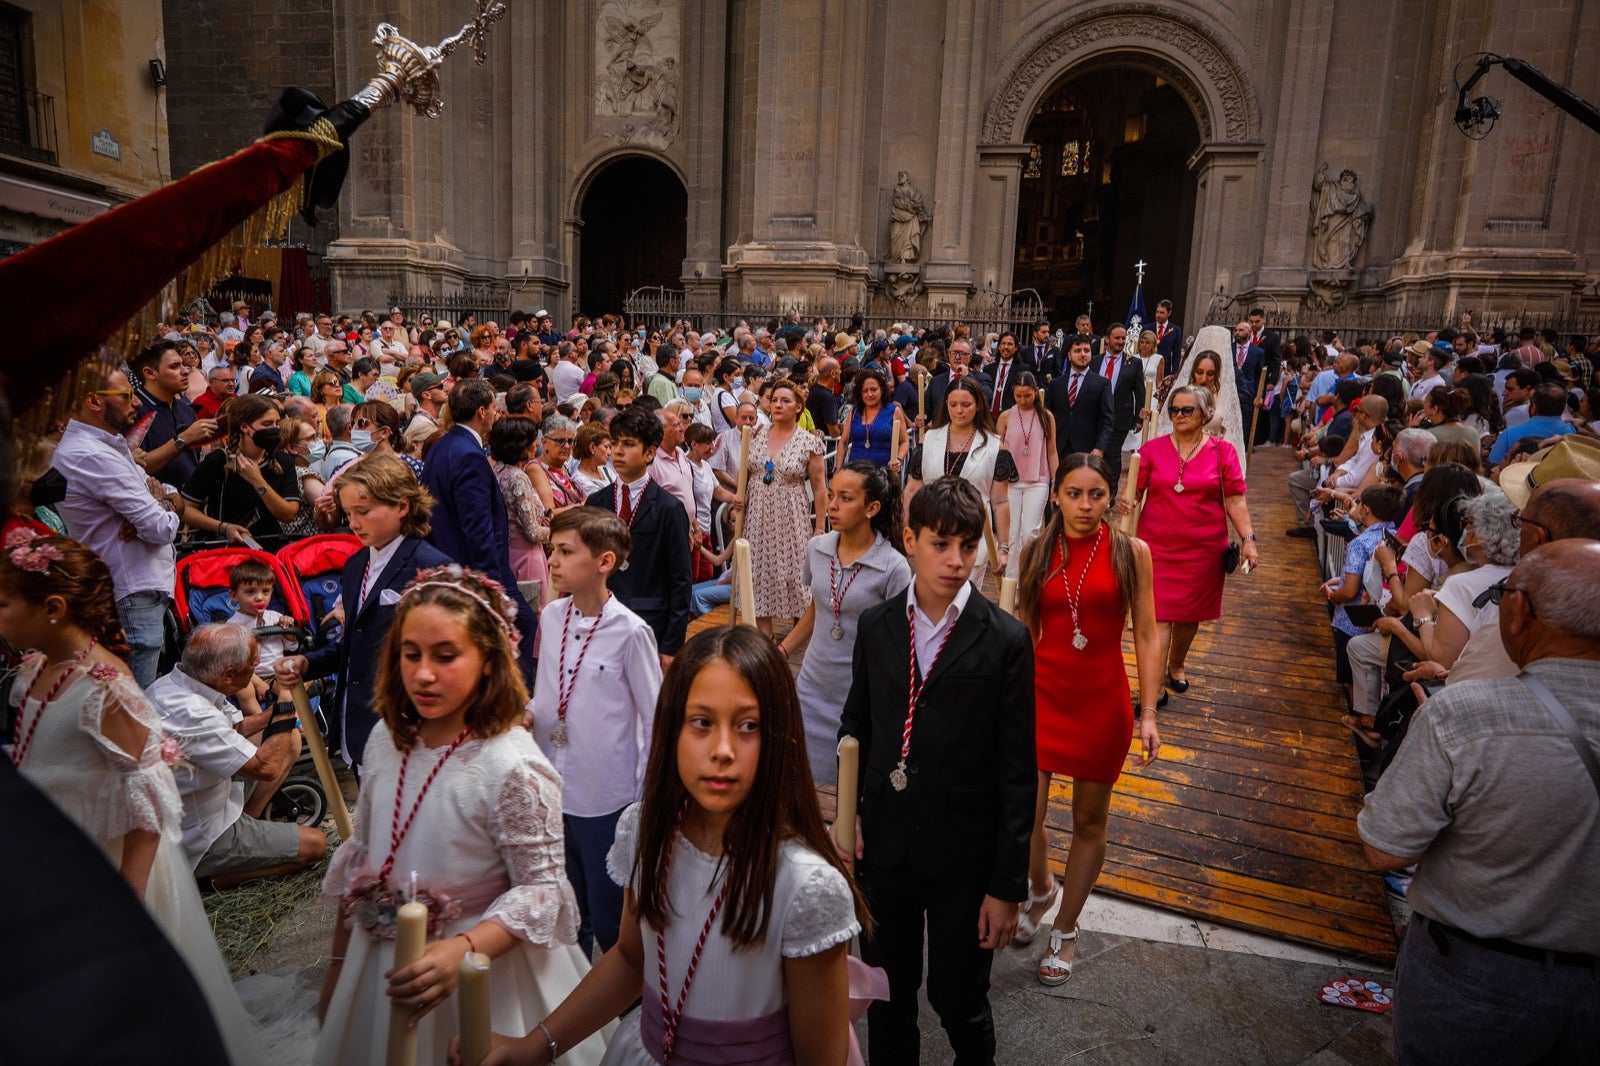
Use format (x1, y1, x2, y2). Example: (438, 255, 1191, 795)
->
(17, 119, 343, 445)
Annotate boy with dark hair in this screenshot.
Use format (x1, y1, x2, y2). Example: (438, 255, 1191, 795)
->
(531, 505, 661, 956)
(838, 475, 1036, 1065)
(585, 407, 692, 663)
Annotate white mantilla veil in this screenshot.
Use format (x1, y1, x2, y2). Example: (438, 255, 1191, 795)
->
(1154, 324, 1249, 474)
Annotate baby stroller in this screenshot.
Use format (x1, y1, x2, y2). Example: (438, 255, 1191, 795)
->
(275, 533, 362, 635)
(171, 545, 330, 829)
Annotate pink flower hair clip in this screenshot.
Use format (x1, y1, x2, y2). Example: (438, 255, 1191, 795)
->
(9, 538, 63, 573)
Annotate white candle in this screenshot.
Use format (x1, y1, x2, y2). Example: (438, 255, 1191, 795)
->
(891, 416, 903, 468)
(385, 901, 429, 1066)
(1120, 454, 1142, 536)
(734, 539, 757, 626)
(999, 577, 1018, 616)
(290, 681, 352, 840)
(835, 737, 859, 857)
(457, 951, 492, 1066)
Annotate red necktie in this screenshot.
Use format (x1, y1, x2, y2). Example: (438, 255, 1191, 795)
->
(992, 362, 1007, 415)
(619, 483, 633, 524)
(1104, 356, 1118, 392)
(1237, 345, 1247, 369)
(1068, 372, 1081, 405)
(1158, 324, 1166, 340)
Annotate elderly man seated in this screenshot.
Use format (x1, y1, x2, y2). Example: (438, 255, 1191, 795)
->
(148, 623, 327, 888)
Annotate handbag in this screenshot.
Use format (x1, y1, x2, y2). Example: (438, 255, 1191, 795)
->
(1214, 441, 1241, 575)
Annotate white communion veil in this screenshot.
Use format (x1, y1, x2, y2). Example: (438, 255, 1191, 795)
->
(1153, 324, 1249, 474)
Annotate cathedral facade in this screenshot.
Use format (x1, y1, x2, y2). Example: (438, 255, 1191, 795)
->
(164, 0, 1600, 330)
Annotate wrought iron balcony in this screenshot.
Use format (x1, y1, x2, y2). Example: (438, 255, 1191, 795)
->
(0, 88, 59, 166)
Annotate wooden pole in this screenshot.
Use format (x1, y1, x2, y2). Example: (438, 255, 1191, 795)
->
(289, 682, 353, 840)
(1247, 366, 1268, 455)
(730, 424, 752, 626)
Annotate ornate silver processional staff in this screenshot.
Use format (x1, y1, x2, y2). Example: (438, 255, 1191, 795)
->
(350, 0, 510, 118)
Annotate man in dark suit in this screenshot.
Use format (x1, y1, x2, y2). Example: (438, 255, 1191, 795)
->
(1073, 313, 1102, 360)
(987, 331, 1036, 417)
(1153, 299, 1183, 376)
(839, 477, 1035, 1066)
(1025, 321, 1059, 382)
(925, 338, 992, 417)
(586, 407, 692, 660)
(1045, 333, 1117, 458)
(1091, 323, 1147, 488)
(422, 378, 538, 680)
(1231, 320, 1268, 436)
(1247, 308, 1284, 444)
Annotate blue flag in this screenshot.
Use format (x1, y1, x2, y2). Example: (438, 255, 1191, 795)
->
(1125, 272, 1147, 339)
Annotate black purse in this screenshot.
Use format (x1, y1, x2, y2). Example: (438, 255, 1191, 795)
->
(1221, 541, 1241, 574)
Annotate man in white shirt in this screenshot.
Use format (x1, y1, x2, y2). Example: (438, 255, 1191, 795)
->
(1410, 345, 1447, 400)
(148, 625, 324, 886)
(548, 340, 587, 404)
(216, 311, 243, 344)
(710, 400, 760, 492)
(55, 370, 206, 686)
(372, 319, 410, 366)
(1501, 368, 1538, 429)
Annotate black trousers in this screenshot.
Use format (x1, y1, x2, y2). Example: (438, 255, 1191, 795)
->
(858, 863, 995, 1066)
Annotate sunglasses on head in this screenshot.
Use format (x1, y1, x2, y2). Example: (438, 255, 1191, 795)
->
(1167, 404, 1197, 416)
(762, 459, 775, 485)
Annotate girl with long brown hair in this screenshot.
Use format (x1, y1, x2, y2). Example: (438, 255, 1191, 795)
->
(906, 376, 1017, 588)
(1012, 455, 1163, 986)
(315, 565, 605, 1066)
(463, 626, 872, 1066)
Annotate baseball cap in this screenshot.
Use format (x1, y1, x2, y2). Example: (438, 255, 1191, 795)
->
(410, 371, 447, 400)
(534, 308, 550, 319)
(893, 335, 915, 349)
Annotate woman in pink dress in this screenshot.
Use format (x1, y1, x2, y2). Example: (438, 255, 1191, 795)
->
(1125, 385, 1259, 704)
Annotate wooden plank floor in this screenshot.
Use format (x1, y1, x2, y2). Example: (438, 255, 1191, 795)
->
(688, 446, 1396, 964)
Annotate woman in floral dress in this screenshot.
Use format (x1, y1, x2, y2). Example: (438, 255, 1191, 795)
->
(743, 380, 828, 636)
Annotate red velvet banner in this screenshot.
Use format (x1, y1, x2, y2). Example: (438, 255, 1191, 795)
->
(0, 136, 320, 396)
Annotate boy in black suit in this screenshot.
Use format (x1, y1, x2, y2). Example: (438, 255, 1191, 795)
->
(585, 406, 691, 664)
(837, 477, 1036, 1066)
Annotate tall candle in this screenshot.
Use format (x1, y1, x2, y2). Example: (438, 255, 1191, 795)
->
(999, 577, 1018, 616)
(890, 415, 903, 469)
(290, 682, 352, 840)
(1119, 454, 1142, 536)
(457, 951, 493, 1066)
(916, 373, 926, 421)
(1140, 380, 1156, 445)
(734, 538, 757, 627)
(982, 507, 1001, 579)
(733, 424, 752, 539)
(835, 736, 859, 857)
(385, 901, 429, 1066)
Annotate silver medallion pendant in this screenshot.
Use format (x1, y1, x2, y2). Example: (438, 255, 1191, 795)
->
(889, 760, 909, 791)
(831, 623, 844, 640)
(1023, 445, 1031, 456)
(1174, 481, 1186, 494)
(550, 723, 568, 747)
(1072, 629, 1089, 651)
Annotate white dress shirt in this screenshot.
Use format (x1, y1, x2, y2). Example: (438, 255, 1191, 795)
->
(528, 595, 662, 817)
(548, 359, 587, 404)
(1410, 373, 1445, 400)
(358, 535, 405, 612)
(55, 418, 180, 599)
(909, 580, 973, 676)
(148, 666, 258, 869)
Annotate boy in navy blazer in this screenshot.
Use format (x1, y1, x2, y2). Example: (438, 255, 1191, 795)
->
(585, 407, 692, 661)
(275, 454, 451, 771)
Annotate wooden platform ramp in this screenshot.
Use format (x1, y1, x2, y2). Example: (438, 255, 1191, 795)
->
(688, 445, 1396, 964)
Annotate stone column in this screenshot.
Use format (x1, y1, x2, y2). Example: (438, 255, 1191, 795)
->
(1184, 142, 1264, 330)
(505, 0, 568, 317)
(722, 0, 872, 306)
(681, 0, 728, 306)
(972, 144, 1032, 298)
(921, 0, 992, 314)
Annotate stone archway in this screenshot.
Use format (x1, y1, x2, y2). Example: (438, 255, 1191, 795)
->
(976, 5, 1263, 329)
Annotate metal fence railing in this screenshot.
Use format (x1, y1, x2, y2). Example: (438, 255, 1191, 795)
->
(622, 286, 1048, 341)
(1201, 293, 1600, 343)
(389, 291, 513, 327)
(0, 87, 58, 166)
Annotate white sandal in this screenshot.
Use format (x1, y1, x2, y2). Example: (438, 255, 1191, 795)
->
(1037, 924, 1078, 986)
(1012, 879, 1060, 946)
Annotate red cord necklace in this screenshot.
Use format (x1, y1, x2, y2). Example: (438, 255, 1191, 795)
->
(656, 812, 730, 1063)
(893, 603, 958, 790)
(551, 596, 606, 747)
(377, 723, 474, 887)
(1058, 524, 1105, 651)
(9, 639, 98, 768)
(827, 552, 865, 640)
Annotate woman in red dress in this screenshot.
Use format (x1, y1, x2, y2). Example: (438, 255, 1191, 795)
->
(1012, 453, 1163, 986)
(1124, 385, 1258, 703)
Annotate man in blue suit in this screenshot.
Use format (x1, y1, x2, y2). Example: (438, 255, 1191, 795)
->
(1230, 320, 1267, 434)
(1153, 299, 1183, 377)
(422, 378, 538, 681)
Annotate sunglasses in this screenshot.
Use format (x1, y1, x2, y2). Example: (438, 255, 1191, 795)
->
(548, 437, 576, 447)
(353, 417, 374, 429)
(95, 388, 136, 401)
(762, 459, 775, 486)
(1167, 405, 1197, 417)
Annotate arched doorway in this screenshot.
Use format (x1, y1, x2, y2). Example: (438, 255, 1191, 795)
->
(1012, 67, 1200, 328)
(578, 156, 687, 317)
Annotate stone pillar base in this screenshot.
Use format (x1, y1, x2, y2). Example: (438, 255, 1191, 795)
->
(723, 241, 871, 308)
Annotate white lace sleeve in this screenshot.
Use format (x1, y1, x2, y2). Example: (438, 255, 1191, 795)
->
(483, 752, 582, 946)
(780, 859, 861, 959)
(77, 674, 182, 843)
(321, 751, 377, 899)
(606, 802, 642, 889)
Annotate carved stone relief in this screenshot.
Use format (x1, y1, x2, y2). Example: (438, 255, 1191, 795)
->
(595, 0, 680, 147)
(982, 5, 1258, 145)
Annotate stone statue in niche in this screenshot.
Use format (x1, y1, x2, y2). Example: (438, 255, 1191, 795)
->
(1309, 163, 1373, 271)
(595, 0, 679, 146)
(887, 172, 930, 263)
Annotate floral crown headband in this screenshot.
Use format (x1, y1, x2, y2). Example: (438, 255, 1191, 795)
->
(5, 528, 64, 573)
(401, 564, 521, 647)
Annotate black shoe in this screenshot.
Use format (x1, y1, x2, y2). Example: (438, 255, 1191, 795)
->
(1157, 690, 1170, 709)
(1166, 674, 1190, 694)
(1285, 526, 1317, 539)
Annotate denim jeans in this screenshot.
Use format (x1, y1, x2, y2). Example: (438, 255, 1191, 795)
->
(564, 807, 626, 959)
(117, 590, 171, 688)
(1395, 916, 1599, 1065)
(689, 579, 731, 618)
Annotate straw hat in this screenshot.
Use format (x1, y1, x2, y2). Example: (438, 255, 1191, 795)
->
(1499, 435, 1600, 510)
